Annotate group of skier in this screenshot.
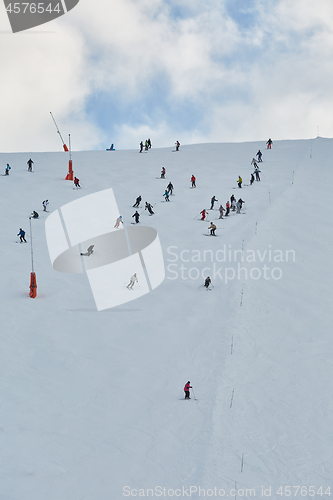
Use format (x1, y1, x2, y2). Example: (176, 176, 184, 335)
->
(139, 138, 152, 152)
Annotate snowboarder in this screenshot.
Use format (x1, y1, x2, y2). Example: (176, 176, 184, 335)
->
(225, 201, 230, 216)
(250, 173, 255, 185)
(163, 190, 170, 202)
(42, 200, 49, 212)
(17, 228, 27, 243)
(80, 245, 94, 256)
(175, 141, 180, 151)
(127, 273, 138, 289)
(191, 175, 196, 188)
(266, 138, 273, 149)
(114, 216, 123, 228)
(5, 164, 11, 175)
(74, 177, 80, 188)
(254, 167, 261, 181)
(200, 209, 208, 221)
(139, 141, 144, 153)
(147, 138, 152, 149)
(237, 176, 242, 188)
(167, 182, 174, 195)
(210, 196, 218, 210)
(161, 166, 166, 179)
(204, 276, 211, 289)
(256, 150, 262, 162)
(27, 159, 34, 172)
(184, 381, 192, 399)
(132, 211, 140, 223)
(145, 202, 154, 215)
(133, 195, 142, 208)
(218, 205, 225, 219)
(30, 211, 39, 219)
(208, 222, 216, 236)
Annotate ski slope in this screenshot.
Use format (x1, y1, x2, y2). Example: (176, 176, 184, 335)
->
(0, 138, 332, 499)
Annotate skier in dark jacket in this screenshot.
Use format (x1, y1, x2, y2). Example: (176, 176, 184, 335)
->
(204, 276, 211, 289)
(132, 211, 140, 223)
(30, 211, 39, 219)
(175, 141, 180, 151)
(27, 159, 34, 172)
(210, 196, 218, 210)
(139, 141, 143, 153)
(250, 173, 255, 185)
(147, 138, 152, 149)
(145, 202, 154, 215)
(254, 168, 261, 181)
(266, 138, 273, 149)
(256, 150, 262, 162)
(133, 195, 142, 208)
(17, 228, 27, 243)
(5, 164, 11, 175)
(184, 381, 192, 399)
(167, 182, 174, 195)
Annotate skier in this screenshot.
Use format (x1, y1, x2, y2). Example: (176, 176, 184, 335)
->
(147, 138, 152, 149)
(145, 202, 154, 215)
(210, 196, 218, 210)
(238, 198, 245, 209)
(175, 141, 180, 151)
(200, 209, 208, 221)
(251, 158, 258, 168)
(237, 175, 242, 188)
(163, 190, 170, 202)
(204, 276, 211, 289)
(266, 138, 273, 149)
(17, 228, 27, 243)
(256, 150, 262, 162)
(225, 201, 230, 216)
(191, 175, 196, 188)
(30, 211, 39, 219)
(254, 167, 261, 181)
(230, 194, 236, 205)
(218, 204, 225, 219)
(250, 173, 255, 185)
(208, 222, 216, 236)
(5, 164, 11, 175)
(74, 177, 80, 188)
(231, 198, 236, 211)
(167, 182, 174, 195)
(145, 140, 149, 151)
(161, 166, 166, 179)
(80, 245, 94, 256)
(184, 381, 192, 399)
(27, 159, 34, 172)
(127, 273, 138, 289)
(114, 216, 123, 228)
(133, 195, 142, 208)
(132, 211, 140, 224)
(42, 200, 49, 212)
(139, 141, 144, 153)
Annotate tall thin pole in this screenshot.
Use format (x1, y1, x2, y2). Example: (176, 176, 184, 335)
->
(29, 217, 34, 273)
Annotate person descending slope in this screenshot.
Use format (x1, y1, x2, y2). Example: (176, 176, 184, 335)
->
(210, 196, 218, 210)
(74, 177, 80, 188)
(218, 204, 225, 219)
(200, 209, 208, 221)
(204, 276, 212, 289)
(254, 167, 261, 181)
(208, 222, 216, 236)
(127, 273, 138, 289)
(266, 138, 273, 149)
(42, 199, 49, 212)
(184, 381, 192, 399)
(256, 150, 262, 162)
(139, 141, 144, 153)
(27, 159, 34, 172)
(17, 228, 27, 243)
(147, 138, 152, 149)
(145, 202, 154, 215)
(161, 166, 166, 179)
(132, 211, 140, 224)
(163, 190, 170, 202)
(114, 216, 123, 228)
(5, 164, 11, 175)
(133, 195, 142, 208)
(191, 175, 196, 188)
(30, 211, 39, 219)
(175, 141, 180, 151)
(225, 201, 230, 216)
(237, 176, 242, 188)
(251, 158, 258, 168)
(250, 173, 255, 185)
(167, 182, 174, 195)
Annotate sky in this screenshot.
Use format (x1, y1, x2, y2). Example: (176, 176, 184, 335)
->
(0, 0, 333, 152)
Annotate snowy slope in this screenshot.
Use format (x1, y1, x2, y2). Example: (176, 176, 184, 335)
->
(0, 139, 332, 499)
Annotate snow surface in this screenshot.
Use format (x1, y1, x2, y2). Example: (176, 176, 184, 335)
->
(0, 139, 332, 499)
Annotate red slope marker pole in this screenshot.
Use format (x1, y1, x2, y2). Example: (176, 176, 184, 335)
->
(65, 134, 74, 180)
(29, 217, 37, 298)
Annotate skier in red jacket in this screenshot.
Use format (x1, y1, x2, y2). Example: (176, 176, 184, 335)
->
(184, 381, 192, 399)
(200, 209, 208, 221)
(191, 175, 196, 188)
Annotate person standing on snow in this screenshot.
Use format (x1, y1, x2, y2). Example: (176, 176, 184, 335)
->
(225, 201, 230, 216)
(127, 273, 138, 289)
(133, 195, 142, 208)
(132, 211, 140, 224)
(161, 166, 166, 179)
(184, 381, 192, 399)
(139, 141, 144, 153)
(200, 209, 208, 221)
(5, 164, 11, 175)
(114, 216, 123, 228)
(27, 159, 34, 172)
(251, 158, 258, 168)
(250, 173, 255, 185)
(30, 211, 39, 219)
(218, 205, 225, 219)
(254, 167, 261, 181)
(167, 182, 174, 195)
(175, 141, 180, 151)
(204, 276, 211, 289)
(163, 190, 170, 202)
(256, 150, 262, 162)
(266, 138, 273, 149)
(17, 228, 27, 243)
(147, 138, 152, 149)
(237, 176, 243, 188)
(191, 175, 196, 188)
(74, 177, 80, 188)
(210, 196, 218, 210)
(208, 222, 216, 236)
(145, 140, 149, 151)
(42, 200, 49, 212)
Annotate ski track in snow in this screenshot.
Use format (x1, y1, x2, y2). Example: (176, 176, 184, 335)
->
(0, 139, 332, 499)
